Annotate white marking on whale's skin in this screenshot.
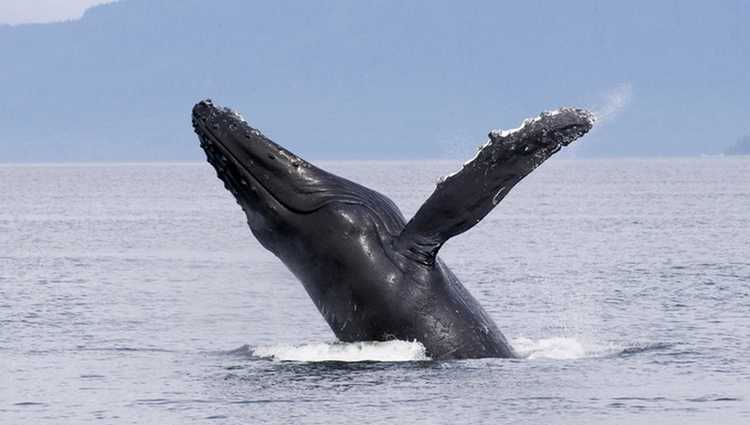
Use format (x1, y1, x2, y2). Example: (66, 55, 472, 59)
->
(441, 108, 594, 181)
(226, 108, 246, 123)
(439, 139, 491, 183)
(492, 186, 508, 206)
(491, 109, 561, 139)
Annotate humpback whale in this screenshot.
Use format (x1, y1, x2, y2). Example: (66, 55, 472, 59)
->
(192, 100, 594, 360)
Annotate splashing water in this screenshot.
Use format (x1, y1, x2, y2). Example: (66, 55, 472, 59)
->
(248, 337, 664, 363)
(591, 82, 633, 125)
(512, 336, 620, 360)
(253, 340, 430, 362)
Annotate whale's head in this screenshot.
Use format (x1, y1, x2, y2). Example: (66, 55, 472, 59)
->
(192, 100, 405, 254)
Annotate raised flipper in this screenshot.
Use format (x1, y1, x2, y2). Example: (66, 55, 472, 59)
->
(397, 108, 595, 266)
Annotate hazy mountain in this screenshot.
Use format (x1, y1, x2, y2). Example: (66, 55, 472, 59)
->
(1, 0, 748, 162)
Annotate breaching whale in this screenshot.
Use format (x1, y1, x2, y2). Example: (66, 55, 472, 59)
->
(192, 100, 594, 360)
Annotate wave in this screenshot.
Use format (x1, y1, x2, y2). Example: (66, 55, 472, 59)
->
(512, 337, 674, 360)
(252, 340, 430, 363)
(512, 336, 638, 360)
(240, 337, 670, 363)
(250, 338, 610, 362)
(513, 336, 594, 360)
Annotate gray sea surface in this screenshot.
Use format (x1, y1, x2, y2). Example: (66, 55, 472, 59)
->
(1, 158, 749, 424)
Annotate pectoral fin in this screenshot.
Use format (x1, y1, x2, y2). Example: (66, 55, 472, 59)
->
(397, 108, 595, 266)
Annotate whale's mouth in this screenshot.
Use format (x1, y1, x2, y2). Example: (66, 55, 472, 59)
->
(192, 104, 291, 213)
(192, 100, 328, 215)
(192, 100, 395, 219)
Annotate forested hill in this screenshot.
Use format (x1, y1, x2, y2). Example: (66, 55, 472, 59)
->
(1, 0, 748, 162)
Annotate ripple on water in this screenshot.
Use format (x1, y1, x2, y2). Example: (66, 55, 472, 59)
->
(2, 159, 750, 423)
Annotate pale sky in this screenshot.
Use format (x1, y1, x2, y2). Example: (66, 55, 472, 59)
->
(0, 0, 115, 25)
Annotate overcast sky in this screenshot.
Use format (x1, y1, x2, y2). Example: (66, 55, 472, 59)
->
(0, 0, 115, 25)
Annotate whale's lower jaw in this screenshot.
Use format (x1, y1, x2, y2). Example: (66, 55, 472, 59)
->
(194, 120, 287, 216)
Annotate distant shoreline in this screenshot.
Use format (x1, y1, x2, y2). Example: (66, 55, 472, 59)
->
(725, 138, 750, 156)
(1, 155, 747, 167)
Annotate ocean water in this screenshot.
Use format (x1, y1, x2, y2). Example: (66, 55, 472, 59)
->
(1, 158, 749, 424)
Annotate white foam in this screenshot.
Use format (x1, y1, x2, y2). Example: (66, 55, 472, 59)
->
(512, 336, 617, 360)
(253, 340, 430, 362)
(441, 139, 491, 181)
(252, 337, 621, 362)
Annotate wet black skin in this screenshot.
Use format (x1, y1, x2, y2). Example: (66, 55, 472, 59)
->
(192, 100, 594, 360)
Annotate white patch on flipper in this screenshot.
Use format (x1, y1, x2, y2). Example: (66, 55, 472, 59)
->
(492, 186, 508, 205)
(442, 108, 570, 181)
(490, 109, 563, 138)
(227, 108, 246, 123)
(441, 139, 492, 181)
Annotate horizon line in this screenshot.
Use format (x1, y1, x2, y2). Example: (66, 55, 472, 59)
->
(0, 153, 743, 167)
